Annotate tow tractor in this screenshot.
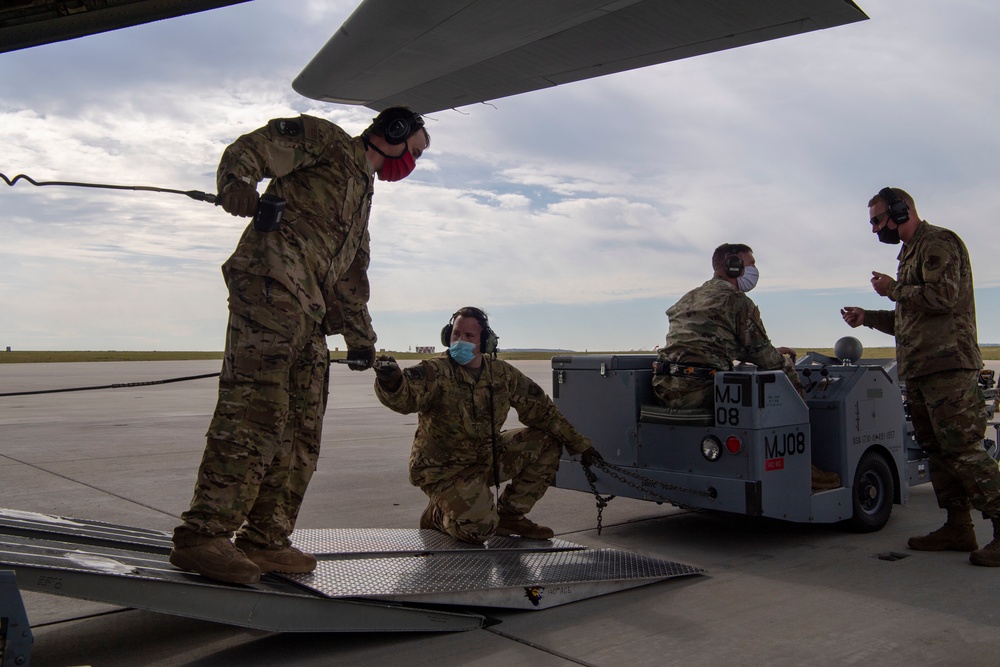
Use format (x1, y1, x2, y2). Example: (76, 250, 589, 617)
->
(553, 338, 998, 532)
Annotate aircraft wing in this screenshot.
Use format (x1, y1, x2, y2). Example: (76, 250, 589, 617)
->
(0, 0, 250, 54)
(293, 0, 869, 113)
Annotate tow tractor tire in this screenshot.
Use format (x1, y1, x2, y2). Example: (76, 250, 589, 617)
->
(844, 450, 894, 533)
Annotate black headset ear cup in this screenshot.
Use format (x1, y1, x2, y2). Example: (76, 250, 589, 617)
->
(482, 328, 499, 355)
(378, 108, 420, 145)
(879, 187, 911, 225)
(384, 117, 410, 145)
(724, 252, 744, 279)
(441, 324, 452, 349)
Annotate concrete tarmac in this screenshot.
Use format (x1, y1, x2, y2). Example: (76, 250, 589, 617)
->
(2, 359, 1000, 666)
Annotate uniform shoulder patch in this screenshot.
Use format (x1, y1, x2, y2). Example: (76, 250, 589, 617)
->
(272, 118, 303, 137)
(405, 363, 437, 383)
(300, 114, 320, 141)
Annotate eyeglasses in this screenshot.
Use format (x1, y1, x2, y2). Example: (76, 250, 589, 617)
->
(870, 211, 890, 227)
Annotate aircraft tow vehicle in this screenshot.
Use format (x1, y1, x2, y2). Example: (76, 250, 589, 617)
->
(553, 338, 998, 532)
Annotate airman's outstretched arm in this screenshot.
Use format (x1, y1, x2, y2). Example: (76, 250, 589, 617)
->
(841, 307, 865, 328)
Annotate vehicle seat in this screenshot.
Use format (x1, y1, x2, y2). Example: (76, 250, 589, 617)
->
(639, 404, 714, 426)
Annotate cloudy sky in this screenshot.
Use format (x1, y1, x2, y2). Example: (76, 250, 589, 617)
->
(2, 0, 999, 354)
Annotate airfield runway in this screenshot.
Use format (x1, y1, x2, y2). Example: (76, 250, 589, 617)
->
(2, 359, 1000, 666)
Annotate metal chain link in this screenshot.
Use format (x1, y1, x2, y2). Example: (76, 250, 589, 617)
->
(581, 459, 715, 535)
(582, 464, 615, 535)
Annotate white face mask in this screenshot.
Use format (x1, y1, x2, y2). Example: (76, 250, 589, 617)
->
(737, 265, 759, 292)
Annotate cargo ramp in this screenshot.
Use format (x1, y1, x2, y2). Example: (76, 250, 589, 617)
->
(0, 508, 703, 635)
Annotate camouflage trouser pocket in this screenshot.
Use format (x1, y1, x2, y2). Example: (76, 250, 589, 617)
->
(207, 306, 325, 455)
(426, 467, 498, 544)
(225, 271, 305, 340)
(908, 370, 987, 453)
(495, 428, 561, 516)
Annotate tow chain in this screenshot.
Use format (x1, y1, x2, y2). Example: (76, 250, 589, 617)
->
(582, 463, 615, 535)
(581, 459, 715, 535)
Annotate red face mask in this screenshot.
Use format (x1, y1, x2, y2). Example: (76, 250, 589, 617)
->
(377, 143, 416, 182)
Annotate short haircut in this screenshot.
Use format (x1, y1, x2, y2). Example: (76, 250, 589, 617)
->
(712, 243, 752, 274)
(450, 306, 489, 330)
(868, 187, 915, 211)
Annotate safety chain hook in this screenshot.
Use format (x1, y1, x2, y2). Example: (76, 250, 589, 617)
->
(580, 458, 715, 534)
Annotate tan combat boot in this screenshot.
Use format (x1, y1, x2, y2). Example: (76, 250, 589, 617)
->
(907, 509, 979, 552)
(496, 513, 554, 540)
(169, 536, 261, 584)
(811, 464, 841, 491)
(969, 518, 1000, 567)
(235, 539, 317, 574)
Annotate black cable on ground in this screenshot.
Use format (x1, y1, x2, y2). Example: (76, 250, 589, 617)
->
(0, 359, 364, 397)
(0, 373, 220, 397)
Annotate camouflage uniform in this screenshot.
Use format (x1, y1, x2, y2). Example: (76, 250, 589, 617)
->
(862, 220, 1000, 518)
(653, 277, 803, 409)
(375, 355, 592, 544)
(174, 115, 377, 550)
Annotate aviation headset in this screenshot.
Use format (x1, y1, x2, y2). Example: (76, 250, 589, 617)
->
(372, 108, 425, 145)
(878, 187, 911, 225)
(723, 244, 745, 279)
(441, 307, 500, 355)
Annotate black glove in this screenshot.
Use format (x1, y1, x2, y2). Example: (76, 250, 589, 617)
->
(580, 446, 604, 467)
(346, 346, 376, 371)
(219, 181, 260, 217)
(373, 355, 403, 390)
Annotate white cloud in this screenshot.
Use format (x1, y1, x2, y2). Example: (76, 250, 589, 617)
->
(2, 0, 1000, 352)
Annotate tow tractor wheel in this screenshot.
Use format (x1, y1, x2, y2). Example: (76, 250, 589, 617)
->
(845, 450, 894, 533)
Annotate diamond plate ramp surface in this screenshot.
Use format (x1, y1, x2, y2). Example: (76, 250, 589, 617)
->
(289, 527, 585, 556)
(284, 547, 704, 609)
(1, 508, 705, 627)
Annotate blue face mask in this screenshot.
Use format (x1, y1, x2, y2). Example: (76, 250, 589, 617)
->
(449, 340, 477, 365)
(737, 265, 759, 292)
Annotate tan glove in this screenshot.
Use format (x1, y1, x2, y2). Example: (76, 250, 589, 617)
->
(219, 181, 260, 217)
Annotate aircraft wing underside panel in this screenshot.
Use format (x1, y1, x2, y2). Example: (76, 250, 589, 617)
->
(293, 0, 869, 112)
(0, 508, 704, 632)
(0, 0, 251, 54)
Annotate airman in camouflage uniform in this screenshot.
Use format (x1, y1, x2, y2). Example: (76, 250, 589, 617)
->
(653, 243, 805, 410)
(654, 245, 838, 491)
(842, 187, 1000, 566)
(373, 307, 601, 543)
(170, 108, 430, 584)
